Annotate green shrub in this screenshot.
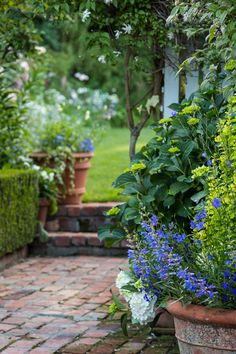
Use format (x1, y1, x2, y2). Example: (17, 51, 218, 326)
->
(98, 88, 226, 245)
(0, 170, 38, 257)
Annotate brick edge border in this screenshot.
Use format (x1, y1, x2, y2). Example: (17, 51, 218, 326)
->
(0, 246, 28, 272)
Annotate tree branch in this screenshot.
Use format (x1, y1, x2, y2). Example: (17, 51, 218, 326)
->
(131, 87, 153, 111)
(136, 110, 151, 133)
(124, 48, 134, 130)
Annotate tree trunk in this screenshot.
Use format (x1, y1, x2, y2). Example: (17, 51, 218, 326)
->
(129, 127, 140, 161)
(124, 47, 164, 161)
(152, 58, 164, 120)
(124, 48, 134, 132)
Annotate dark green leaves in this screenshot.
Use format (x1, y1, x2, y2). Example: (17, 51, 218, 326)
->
(98, 225, 126, 247)
(169, 182, 191, 196)
(113, 172, 136, 188)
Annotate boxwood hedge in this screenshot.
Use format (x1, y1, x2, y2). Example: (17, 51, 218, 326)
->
(0, 170, 38, 257)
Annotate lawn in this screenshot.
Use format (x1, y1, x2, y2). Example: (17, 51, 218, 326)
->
(83, 127, 155, 202)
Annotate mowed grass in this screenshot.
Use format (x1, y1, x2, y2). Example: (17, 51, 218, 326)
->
(83, 127, 154, 202)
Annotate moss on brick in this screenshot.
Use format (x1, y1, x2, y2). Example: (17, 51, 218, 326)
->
(0, 169, 39, 257)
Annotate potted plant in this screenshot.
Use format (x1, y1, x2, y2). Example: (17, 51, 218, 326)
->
(23, 88, 101, 205)
(111, 96, 236, 353)
(32, 165, 58, 226)
(28, 118, 94, 205)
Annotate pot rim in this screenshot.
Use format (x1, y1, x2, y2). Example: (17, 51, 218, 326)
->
(39, 198, 50, 206)
(166, 300, 236, 328)
(31, 152, 94, 158)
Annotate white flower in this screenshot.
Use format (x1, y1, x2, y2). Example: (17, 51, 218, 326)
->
(71, 90, 78, 100)
(7, 93, 17, 101)
(82, 9, 91, 22)
(113, 51, 121, 57)
(0, 66, 4, 73)
(40, 171, 49, 180)
(116, 271, 132, 289)
(35, 46, 47, 54)
(49, 172, 54, 182)
(116, 271, 133, 302)
(32, 165, 40, 171)
(98, 55, 106, 64)
(167, 32, 174, 40)
(122, 23, 132, 34)
(77, 87, 88, 94)
(114, 30, 122, 39)
(74, 72, 89, 81)
(20, 60, 30, 71)
(129, 292, 157, 325)
(104, 0, 112, 3)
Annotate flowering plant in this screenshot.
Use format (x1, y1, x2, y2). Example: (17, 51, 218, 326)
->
(18, 156, 59, 214)
(32, 165, 58, 215)
(113, 96, 236, 328)
(24, 88, 96, 154)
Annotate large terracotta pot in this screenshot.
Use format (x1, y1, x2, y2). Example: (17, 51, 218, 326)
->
(38, 198, 50, 227)
(167, 300, 236, 354)
(31, 152, 93, 205)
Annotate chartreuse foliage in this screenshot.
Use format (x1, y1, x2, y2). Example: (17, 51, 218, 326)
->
(0, 170, 38, 257)
(196, 95, 236, 252)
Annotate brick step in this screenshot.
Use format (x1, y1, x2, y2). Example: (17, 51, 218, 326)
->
(30, 232, 128, 257)
(45, 202, 121, 233)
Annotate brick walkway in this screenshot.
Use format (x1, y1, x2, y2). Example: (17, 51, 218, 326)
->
(0, 256, 179, 354)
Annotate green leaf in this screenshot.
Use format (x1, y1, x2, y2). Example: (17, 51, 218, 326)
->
(98, 225, 126, 246)
(111, 292, 127, 311)
(124, 207, 139, 221)
(141, 194, 155, 204)
(169, 182, 191, 196)
(38, 223, 48, 243)
(163, 196, 175, 207)
(98, 224, 112, 241)
(113, 172, 136, 188)
(168, 103, 181, 112)
(181, 141, 196, 160)
(177, 175, 192, 183)
(191, 190, 207, 203)
(121, 313, 128, 337)
(121, 284, 136, 292)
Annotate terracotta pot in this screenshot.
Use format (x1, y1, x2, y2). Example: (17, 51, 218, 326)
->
(167, 300, 236, 353)
(155, 308, 175, 328)
(38, 198, 50, 227)
(31, 152, 94, 205)
(59, 152, 93, 205)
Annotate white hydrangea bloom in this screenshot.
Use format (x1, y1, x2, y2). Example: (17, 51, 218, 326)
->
(116, 271, 133, 302)
(116, 270, 132, 288)
(82, 9, 91, 22)
(129, 293, 157, 325)
(122, 23, 132, 34)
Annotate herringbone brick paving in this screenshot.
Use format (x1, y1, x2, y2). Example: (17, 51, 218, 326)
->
(0, 256, 178, 353)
